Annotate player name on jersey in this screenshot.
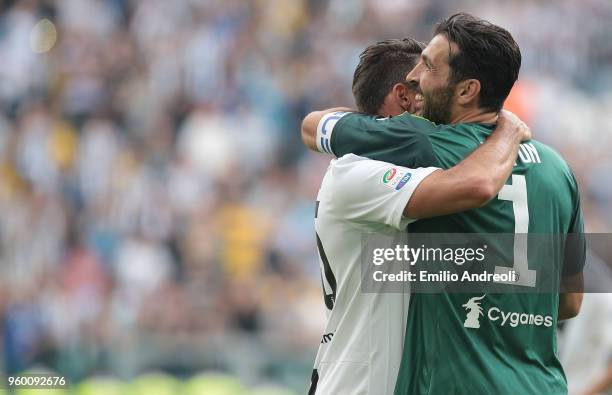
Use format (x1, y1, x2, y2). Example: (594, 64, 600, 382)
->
(516, 142, 542, 165)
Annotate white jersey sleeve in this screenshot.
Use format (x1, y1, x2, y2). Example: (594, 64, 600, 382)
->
(327, 154, 438, 230)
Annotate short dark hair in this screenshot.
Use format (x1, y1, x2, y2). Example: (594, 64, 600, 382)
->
(352, 38, 426, 115)
(434, 13, 521, 112)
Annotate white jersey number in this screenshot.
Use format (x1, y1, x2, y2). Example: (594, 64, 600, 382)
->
(494, 175, 537, 287)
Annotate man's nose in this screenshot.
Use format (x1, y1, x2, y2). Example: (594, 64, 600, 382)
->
(406, 71, 417, 84)
(405, 62, 423, 86)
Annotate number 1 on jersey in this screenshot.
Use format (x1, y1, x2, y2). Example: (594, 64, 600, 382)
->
(494, 175, 537, 287)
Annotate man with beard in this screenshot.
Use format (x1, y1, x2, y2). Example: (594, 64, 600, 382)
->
(306, 38, 531, 395)
(302, 13, 585, 395)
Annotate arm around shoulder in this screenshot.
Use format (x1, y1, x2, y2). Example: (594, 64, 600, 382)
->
(404, 110, 529, 219)
(301, 107, 353, 152)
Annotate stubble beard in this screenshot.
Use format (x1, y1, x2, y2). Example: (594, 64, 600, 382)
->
(422, 84, 455, 125)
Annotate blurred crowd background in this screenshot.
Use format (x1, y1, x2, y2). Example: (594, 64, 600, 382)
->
(0, 0, 611, 393)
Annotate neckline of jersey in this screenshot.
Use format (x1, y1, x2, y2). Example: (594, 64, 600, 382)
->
(396, 112, 497, 130)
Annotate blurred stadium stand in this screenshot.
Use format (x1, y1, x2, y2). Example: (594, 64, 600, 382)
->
(0, 0, 611, 393)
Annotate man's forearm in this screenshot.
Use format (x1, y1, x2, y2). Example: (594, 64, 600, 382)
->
(558, 273, 583, 320)
(558, 293, 583, 320)
(301, 107, 353, 151)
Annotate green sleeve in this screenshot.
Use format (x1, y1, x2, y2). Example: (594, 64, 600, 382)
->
(329, 113, 440, 168)
(563, 173, 586, 276)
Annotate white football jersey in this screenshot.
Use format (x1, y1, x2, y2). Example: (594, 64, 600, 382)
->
(309, 154, 438, 395)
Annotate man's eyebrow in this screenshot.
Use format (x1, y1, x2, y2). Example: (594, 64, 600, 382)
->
(421, 53, 432, 65)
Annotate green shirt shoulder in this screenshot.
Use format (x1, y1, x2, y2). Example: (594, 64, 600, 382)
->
(326, 112, 441, 167)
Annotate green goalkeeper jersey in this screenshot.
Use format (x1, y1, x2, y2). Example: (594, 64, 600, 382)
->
(316, 111, 586, 395)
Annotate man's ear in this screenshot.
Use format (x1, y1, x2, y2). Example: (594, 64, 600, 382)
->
(392, 83, 411, 111)
(456, 79, 481, 106)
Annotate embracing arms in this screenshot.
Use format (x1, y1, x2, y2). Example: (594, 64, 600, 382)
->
(301, 107, 353, 151)
(404, 111, 529, 218)
(303, 109, 530, 218)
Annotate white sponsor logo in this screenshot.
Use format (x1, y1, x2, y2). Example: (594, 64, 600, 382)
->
(462, 295, 485, 328)
(462, 295, 553, 329)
